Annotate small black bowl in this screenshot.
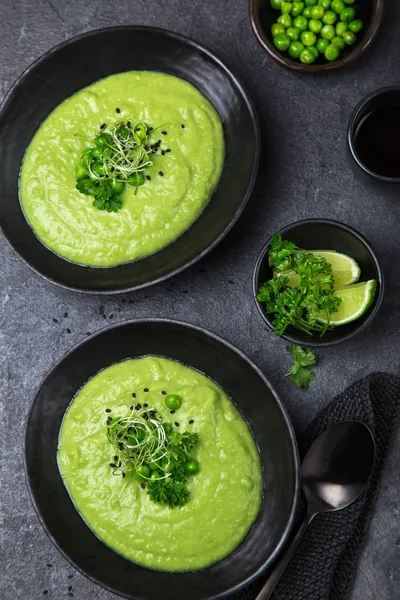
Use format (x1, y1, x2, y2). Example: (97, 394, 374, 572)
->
(0, 26, 259, 294)
(253, 219, 384, 348)
(25, 319, 299, 600)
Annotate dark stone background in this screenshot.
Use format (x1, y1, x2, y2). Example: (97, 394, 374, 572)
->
(1, 0, 399, 598)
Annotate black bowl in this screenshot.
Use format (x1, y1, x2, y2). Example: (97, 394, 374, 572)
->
(25, 319, 299, 600)
(253, 219, 384, 348)
(0, 26, 259, 294)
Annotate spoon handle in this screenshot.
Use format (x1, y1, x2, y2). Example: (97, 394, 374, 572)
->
(255, 512, 313, 600)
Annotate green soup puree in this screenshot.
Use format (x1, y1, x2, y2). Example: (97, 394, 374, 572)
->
(57, 357, 262, 571)
(19, 72, 224, 267)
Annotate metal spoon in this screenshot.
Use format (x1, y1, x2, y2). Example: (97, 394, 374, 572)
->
(256, 420, 375, 600)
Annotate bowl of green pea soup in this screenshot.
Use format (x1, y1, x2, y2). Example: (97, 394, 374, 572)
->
(249, 0, 384, 72)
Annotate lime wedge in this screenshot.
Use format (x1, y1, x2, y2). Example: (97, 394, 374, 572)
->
(282, 250, 361, 289)
(318, 280, 377, 326)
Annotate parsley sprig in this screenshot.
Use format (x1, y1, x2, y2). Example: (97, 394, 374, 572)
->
(286, 344, 317, 388)
(256, 234, 342, 336)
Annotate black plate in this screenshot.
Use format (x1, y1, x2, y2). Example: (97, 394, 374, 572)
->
(0, 27, 259, 293)
(253, 219, 384, 347)
(25, 319, 299, 600)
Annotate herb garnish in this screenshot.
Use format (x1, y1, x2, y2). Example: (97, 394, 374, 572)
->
(256, 234, 342, 336)
(75, 120, 157, 212)
(286, 344, 317, 389)
(106, 405, 199, 508)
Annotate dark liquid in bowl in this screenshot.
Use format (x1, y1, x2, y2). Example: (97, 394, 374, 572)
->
(354, 105, 400, 178)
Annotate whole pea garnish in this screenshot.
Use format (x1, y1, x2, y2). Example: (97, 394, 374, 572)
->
(316, 37, 330, 53)
(301, 30, 317, 46)
(340, 6, 355, 23)
(348, 19, 363, 33)
(292, 1, 305, 16)
(184, 459, 200, 475)
(331, 0, 345, 13)
(336, 21, 348, 36)
(281, 1, 293, 14)
(303, 6, 313, 17)
(278, 13, 293, 27)
(289, 40, 305, 57)
(343, 29, 356, 44)
(273, 34, 291, 51)
(321, 24, 335, 40)
(310, 4, 324, 18)
(318, 0, 331, 8)
(331, 35, 345, 49)
(322, 10, 337, 24)
(270, 0, 283, 8)
(135, 464, 151, 481)
(150, 470, 162, 480)
(305, 0, 317, 5)
(309, 18, 323, 33)
(287, 26, 301, 40)
(109, 179, 125, 195)
(324, 44, 340, 61)
(92, 162, 105, 177)
(164, 394, 183, 411)
(75, 163, 88, 180)
(300, 47, 316, 63)
(272, 23, 286, 37)
(293, 15, 309, 30)
(308, 45, 319, 59)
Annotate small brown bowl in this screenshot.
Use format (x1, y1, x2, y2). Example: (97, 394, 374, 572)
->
(249, 0, 385, 73)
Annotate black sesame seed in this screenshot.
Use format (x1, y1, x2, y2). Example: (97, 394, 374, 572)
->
(86, 332, 91, 336)
(170, 409, 175, 414)
(68, 575, 73, 579)
(46, 563, 52, 568)
(148, 126, 153, 132)
(119, 443, 124, 450)
(161, 391, 167, 395)
(159, 171, 164, 177)
(66, 328, 71, 334)
(132, 393, 136, 398)
(102, 314, 107, 320)
(43, 592, 48, 596)
(166, 148, 171, 153)
(161, 130, 167, 135)
(135, 404, 140, 410)
(130, 405, 134, 410)
(52, 318, 58, 323)
(116, 107, 121, 113)
(146, 175, 151, 181)
(181, 124, 185, 128)
(68, 586, 73, 592)
(161, 150, 165, 155)
(143, 413, 149, 420)
(109, 314, 114, 319)
(140, 483, 145, 489)
(122, 472, 126, 478)
(109, 463, 117, 468)
(114, 455, 118, 461)
(150, 411, 156, 417)
(143, 403, 149, 408)
(127, 121, 131, 127)
(105, 408, 111, 413)
(137, 403, 142, 409)
(175, 422, 179, 427)
(64, 311, 68, 318)
(100, 123, 106, 129)
(189, 419, 194, 424)
(144, 388, 149, 392)
(228, 280, 235, 285)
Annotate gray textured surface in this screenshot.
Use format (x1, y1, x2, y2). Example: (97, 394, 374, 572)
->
(1, 0, 400, 598)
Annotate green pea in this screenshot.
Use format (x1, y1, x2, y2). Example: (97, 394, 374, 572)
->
(301, 30, 317, 46)
(325, 43, 340, 61)
(150, 470, 162, 480)
(135, 464, 151, 481)
(336, 21, 348, 35)
(309, 18, 323, 33)
(185, 459, 200, 475)
(164, 394, 183, 410)
(321, 24, 335, 40)
(318, 0, 331, 7)
(91, 148, 102, 159)
(305, 0, 317, 5)
(316, 37, 330, 52)
(273, 33, 291, 50)
(272, 23, 286, 37)
(322, 10, 337, 24)
(82, 149, 95, 164)
(303, 6, 313, 17)
(308, 45, 319, 58)
(278, 13, 292, 27)
(281, 1, 293, 13)
(293, 15, 308, 30)
(92, 161, 105, 176)
(299, 48, 316, 64)
(163, 423, 173, 435)
(270, 0, 283, 8)
(287, 26, 301, 40)
(330, 0, 345, 13)
(310, 4, 324, 18)
(348, 19, 363, 33)
(127, 172, 145, 187)
(94, 132, 112, 147)
(291, 1, 304, 16)
(340, 7, 355, 23)
(74, 162, 88, 180)
(288, 40, 305, 57)
(343, 29, 356, 44)
(109, 179, 125, 194)
(149, 460, 160, 471)
(331, 35, 345, 49)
